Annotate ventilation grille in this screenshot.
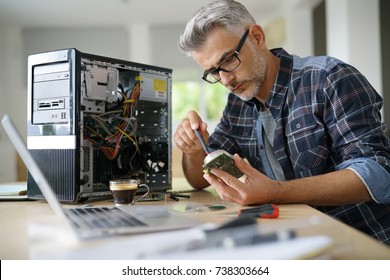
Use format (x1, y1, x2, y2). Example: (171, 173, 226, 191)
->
(28, 149, 78, 202)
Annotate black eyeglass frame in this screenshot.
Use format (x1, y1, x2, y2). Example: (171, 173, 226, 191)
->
(202, 30, 249, 84)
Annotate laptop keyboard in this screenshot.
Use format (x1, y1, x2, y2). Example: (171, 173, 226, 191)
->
(66, 207, 147, 230)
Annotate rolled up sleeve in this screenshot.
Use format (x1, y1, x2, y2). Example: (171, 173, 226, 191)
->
(336, 158, 390, 203)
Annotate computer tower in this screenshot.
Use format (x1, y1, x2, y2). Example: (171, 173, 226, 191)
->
(27, 48, 172, 202)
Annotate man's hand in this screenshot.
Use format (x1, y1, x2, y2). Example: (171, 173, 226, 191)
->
(173, 110, 210, 189)
(203, 153, 277, 205)
(204, 154, 372, 206)
(173, 110, 209, 154)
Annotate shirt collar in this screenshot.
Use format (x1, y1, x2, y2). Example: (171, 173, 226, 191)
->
(265, 48, 293, 110)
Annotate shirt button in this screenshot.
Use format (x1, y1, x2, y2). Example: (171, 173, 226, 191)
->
(259, 144, 264, 150)
(296, 123, 301, 129)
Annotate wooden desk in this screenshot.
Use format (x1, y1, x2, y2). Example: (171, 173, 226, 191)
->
(0, 177, 389, 260)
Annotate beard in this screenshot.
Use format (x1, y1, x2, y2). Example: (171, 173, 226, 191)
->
(230, 46, 266, 101)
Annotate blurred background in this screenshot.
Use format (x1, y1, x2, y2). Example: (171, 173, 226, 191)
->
(0, 0, 388, 182)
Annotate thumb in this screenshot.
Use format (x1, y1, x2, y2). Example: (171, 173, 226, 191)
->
(233, 153, 256, 176)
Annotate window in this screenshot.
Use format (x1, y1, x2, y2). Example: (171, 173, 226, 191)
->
(172, 80, 228, 131)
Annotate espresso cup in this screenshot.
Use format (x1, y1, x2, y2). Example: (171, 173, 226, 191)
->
(109, 179, 149, 206)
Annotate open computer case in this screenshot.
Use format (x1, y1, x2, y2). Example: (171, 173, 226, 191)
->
(27, 48, 172, 202)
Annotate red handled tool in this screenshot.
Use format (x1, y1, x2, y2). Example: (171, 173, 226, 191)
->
(238, 204, 279, 219)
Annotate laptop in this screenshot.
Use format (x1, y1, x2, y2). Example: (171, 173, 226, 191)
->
(1, 114, 200, 240)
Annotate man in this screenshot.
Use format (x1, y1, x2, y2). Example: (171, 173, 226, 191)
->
(173, 0, 390, 244)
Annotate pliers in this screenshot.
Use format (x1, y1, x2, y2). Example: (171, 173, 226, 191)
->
(238, 204, 279, 218)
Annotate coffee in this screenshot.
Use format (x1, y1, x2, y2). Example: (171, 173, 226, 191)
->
(109, 179, 138, 206)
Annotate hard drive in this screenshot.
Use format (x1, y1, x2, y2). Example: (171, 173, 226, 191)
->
(203, 150, 244, 178)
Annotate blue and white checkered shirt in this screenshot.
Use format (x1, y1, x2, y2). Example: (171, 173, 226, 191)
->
(208, 48, 390, 245)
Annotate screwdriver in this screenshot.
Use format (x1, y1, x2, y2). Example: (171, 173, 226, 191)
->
(194, 129, 210, 155)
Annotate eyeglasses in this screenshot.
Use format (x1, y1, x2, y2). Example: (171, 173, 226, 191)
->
(202, 30, 249, 84)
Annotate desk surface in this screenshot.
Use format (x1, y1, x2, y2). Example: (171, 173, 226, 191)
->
(1, 177, 389, 260)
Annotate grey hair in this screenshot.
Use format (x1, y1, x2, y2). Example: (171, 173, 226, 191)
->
(178, 0, 256, 56)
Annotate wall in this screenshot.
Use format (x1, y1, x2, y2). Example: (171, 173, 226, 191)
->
(326, 0, 382, 96)
(313, 1, 326, 56)
(0, 26, 24, 182)
(380, 0, 390, 136)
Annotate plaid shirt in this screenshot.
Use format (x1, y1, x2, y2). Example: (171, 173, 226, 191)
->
(208, 48, 390, 244)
